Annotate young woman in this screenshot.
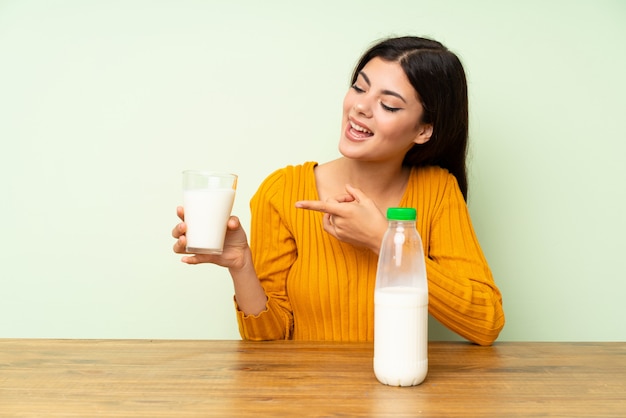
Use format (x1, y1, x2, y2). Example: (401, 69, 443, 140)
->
(172, 36, 505, 346)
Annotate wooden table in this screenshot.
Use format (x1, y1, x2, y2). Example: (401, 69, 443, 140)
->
(1, 340, 625, 417)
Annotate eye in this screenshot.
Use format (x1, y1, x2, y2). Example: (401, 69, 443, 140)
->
(381, 102, 401, 112)
(351, 83, 365, 93)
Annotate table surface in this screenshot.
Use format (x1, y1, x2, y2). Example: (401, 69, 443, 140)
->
(1, 339, 625, 417)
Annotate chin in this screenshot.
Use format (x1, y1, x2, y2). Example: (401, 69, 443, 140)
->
(338, 141, 362, 160)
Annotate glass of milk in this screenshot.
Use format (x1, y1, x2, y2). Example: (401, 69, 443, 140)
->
(182, 170, 237, 254)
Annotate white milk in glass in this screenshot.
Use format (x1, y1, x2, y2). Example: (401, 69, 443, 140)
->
(184, 188, 235, 254)
(374, 286, 428, 386)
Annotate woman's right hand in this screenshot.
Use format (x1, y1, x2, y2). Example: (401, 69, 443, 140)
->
(172, 206, 251, 271)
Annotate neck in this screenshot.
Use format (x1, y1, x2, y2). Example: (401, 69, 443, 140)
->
(337, 158, 410, 197)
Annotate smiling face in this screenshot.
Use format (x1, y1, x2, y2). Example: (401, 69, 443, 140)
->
(339, 57, 432, 164)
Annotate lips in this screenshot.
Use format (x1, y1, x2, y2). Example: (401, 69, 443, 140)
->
(347, 119, 373, 139)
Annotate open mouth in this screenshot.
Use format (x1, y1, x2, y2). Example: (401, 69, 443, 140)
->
(349, 120, 373, 138)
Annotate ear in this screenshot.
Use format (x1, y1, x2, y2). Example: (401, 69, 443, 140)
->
(413, 123, 433, 145)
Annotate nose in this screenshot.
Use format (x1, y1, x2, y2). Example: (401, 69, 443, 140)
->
(354, 100, 372, 117)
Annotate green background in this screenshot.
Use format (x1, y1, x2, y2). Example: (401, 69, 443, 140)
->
(1, 0, 624, 341)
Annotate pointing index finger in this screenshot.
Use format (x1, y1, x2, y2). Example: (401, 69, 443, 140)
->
(295, 200, 331, 213)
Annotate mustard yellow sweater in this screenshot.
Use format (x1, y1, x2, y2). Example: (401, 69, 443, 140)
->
(236, 162, 504, 345)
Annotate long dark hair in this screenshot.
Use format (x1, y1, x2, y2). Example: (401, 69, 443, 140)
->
(351, 36, 469, 200)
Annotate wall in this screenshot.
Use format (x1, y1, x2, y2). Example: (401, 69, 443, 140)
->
(1, 0, 625, 341)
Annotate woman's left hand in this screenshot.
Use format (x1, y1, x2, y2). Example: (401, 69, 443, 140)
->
(295, 184, 387, 253)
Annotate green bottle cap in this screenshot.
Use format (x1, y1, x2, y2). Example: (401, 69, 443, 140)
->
(386, 207, 417, 221)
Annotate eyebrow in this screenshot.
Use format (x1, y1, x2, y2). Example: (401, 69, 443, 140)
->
(358, 71, 407, 104)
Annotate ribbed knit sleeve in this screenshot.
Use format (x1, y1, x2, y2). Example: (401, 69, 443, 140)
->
(411, 166, 505, 346)
(236, 166, 298, 340)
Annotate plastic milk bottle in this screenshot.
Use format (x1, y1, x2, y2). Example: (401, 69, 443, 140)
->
(374, 207, 428, 386)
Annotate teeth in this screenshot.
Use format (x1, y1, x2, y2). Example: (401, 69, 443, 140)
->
(350, 121, 372, 134)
